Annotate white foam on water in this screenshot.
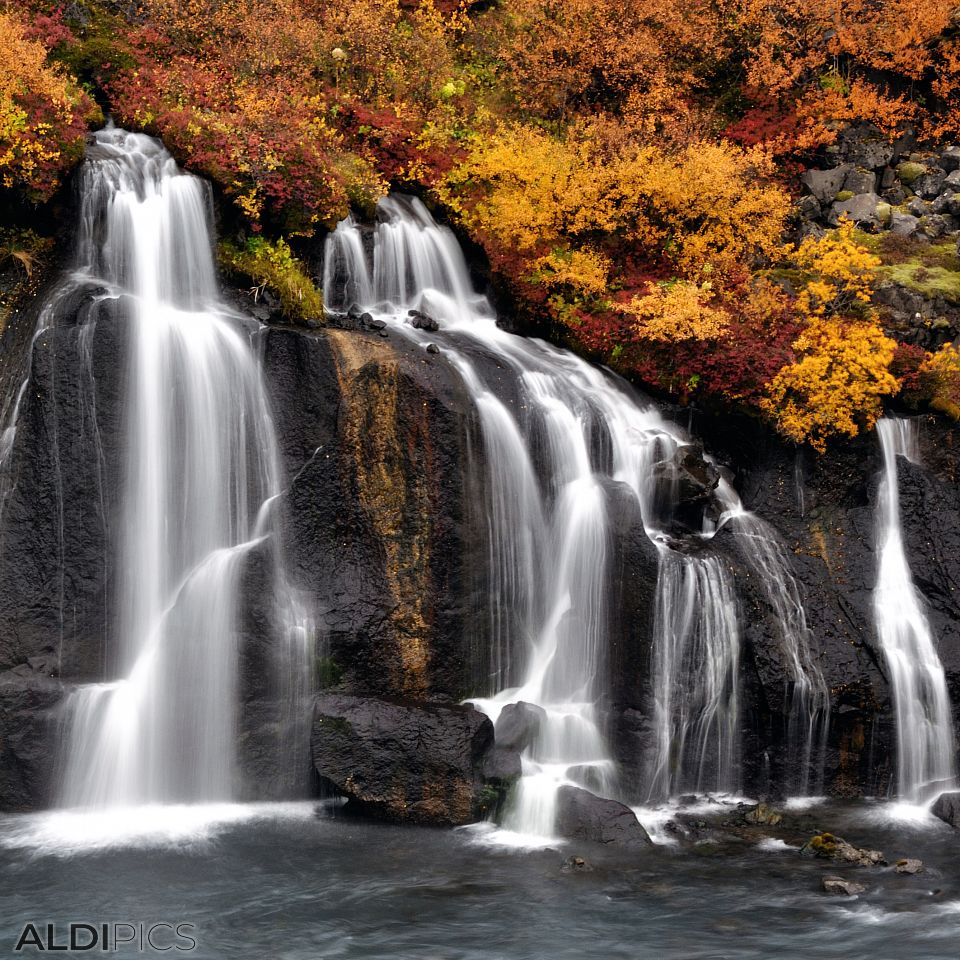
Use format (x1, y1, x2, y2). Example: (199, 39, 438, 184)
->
(756, 837, 797, 852)
(456, 821, 562, 851)
(0, 802, 319, 856)
(783, 795, 828, 811)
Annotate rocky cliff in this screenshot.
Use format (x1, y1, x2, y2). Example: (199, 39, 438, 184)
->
(0, 256, 958, 821)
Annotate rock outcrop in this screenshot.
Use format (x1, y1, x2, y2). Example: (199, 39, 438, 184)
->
(311, 693, 493, 825)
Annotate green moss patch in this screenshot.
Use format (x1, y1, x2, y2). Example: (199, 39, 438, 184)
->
(219, 236, 324, 324)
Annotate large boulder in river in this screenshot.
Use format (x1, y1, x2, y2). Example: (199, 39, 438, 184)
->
(311, 693, 493, 826)
(554, 785, 652, 847)
(932, 791, 960, 828)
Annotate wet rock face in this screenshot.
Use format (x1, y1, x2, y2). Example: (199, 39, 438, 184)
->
(0, 287, 129, 682)
(0, 672, 63, 811)
(695, 410, 960, 801)
(311, 693, 493, 826)
(2, 270, 959, 815)
(263, 326, 480, 701)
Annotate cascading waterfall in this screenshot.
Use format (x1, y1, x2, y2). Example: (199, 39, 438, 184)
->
(873, 417, 957, 804)
(58, 128, 311, 808)
(324, 195, 823, 830)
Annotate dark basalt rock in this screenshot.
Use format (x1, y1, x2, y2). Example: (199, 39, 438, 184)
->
(554, 785, 652, 847)
(482, 746, 522, 784)
(263, 326, 479, 702)
(407, 309, 440, 332)
(932, 791, 960, 828)
(0, 285, 130, 682)
(311, 692, 493, 826)
(0, 671, 64, 811)
(494, 701, 546, 752)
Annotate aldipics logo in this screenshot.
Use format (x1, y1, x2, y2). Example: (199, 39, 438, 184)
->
(13, 922, 197, 952)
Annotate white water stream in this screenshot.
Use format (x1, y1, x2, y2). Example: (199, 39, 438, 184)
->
(57, 128, 311, 809)
(873, 418, 956, 803)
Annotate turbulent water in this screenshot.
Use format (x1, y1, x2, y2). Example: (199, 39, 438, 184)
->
(54, 129, 312, 808)
(873, 418, 957, 803)
(323, 195, 828, 832)
(1, 801, 958, 960)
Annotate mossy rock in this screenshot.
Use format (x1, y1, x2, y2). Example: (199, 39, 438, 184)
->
(835, 190, 855, 202)
(897, 161, 927, 186)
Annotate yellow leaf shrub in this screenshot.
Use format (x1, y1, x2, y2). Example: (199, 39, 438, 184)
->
(441, 124, 791, 300)
(919, 346, 960, 421)
(627, 281, 728, 342)
(532, 248, 612, 298)
(761, 317, 898, 451)
(631, 142, 790, 276)
(791, 219, 881, 317)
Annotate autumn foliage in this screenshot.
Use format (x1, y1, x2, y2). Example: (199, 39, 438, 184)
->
(5, 0, 960, 447)
(0, 9, 98, 201)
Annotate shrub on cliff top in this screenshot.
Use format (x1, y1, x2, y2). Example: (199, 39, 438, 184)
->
(0, 11, 99, 201)
(219, 236, 325, 325)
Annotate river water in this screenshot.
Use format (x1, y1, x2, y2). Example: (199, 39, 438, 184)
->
(0, 802, 956, 959)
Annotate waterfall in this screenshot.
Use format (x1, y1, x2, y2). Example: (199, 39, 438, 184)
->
(56, 128, 312, 808)
(873, 417, 957, 803)
(324, 195, 823, 830)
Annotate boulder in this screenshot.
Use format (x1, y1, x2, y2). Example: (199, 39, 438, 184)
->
(894, 858, 924, 875)
(494, 700, 547, 752)
(839, 127, 896, 170)
(311, 693, 494, 826)
(941, 146, 960, 172)
(889, 212, 920, 238)
(828, 193, 882, 229)
(822, 876, 866, 896)
(554, 785, 652, 847)
(883, 184, 908, 205)
(561, 855, 593, 873)
(932, 791, 960, 827)
(797, 195, 821, 221)
(914, 169, 948, 200)
(897, 161, 927, 187)
(918, 214, 953, 240)
(482, 746, 522, 783)
(930, 192, 955, 215)
(944, 169, 960, 190)
(801, 165, 851, 205)
(800, 832, 886, 866)
(407, 309, 440, 333)
(843, 167, 877, 195)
